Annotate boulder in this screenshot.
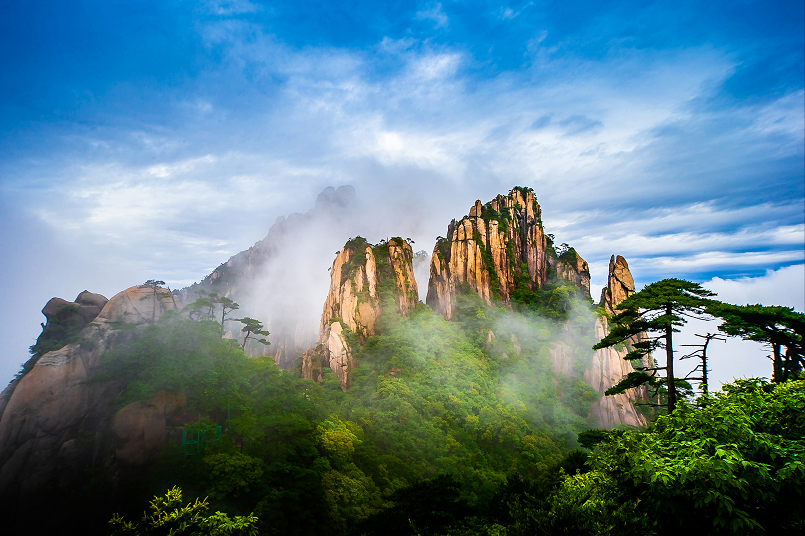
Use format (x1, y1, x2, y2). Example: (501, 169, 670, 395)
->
(112, 390, 187, 465)
(93, 285, 180, 327)
(599, 255, 634, 315)
(0, 285, 184, 512)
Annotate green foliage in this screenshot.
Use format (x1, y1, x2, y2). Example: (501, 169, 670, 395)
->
(707, 302, 804, 382)
(590, 378, 805, 534)
(184, 290, 217, 322)
(234, 317, 270, 351)
(93, 264, 801, 536)
(371, 237, 410, 307)
(503, 470, 648, 536)
(98, 313, 246, 407)
(355, 474, 470, 536)
(472, 231, 501, 299)
(94, 296, 804, 536)
(214, 295, 240, 331)
(434, 236, 451, 263)
(340, 237, 370, 286)
(577, 429, 614, 450)
(510, 185, 535, 199)
(204, 453, 265, 500)
(557, 246, 578, 265)
(109, 486, 258, 535)
(593, 278, 717, 412)
(480, 202, 511, 234)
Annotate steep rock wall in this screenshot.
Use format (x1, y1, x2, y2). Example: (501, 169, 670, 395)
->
(0, 291, 109, 419)
(550, 249, 591, 296)
(585, 256, 647, 428)
(0, 285, 186, 512)
(426, 188, 590, 319)
(304, 237, 418, 389)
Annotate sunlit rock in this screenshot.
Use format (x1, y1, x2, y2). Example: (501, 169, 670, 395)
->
(303, 237, 418, 389)
(426, 187, 590, 319)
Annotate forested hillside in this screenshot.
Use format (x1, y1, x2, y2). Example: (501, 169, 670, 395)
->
(0, 188, 802, 535)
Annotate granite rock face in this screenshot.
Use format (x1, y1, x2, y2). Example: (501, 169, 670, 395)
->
(112, 390, 187, 465)
(426, 188, 590, 319)
(585, 256, 647, 428)
(599, 255, 634, 316)
(0, 286, 187, 515)
(93, 284, 180, 327)
(0, 291, 110, 419)
(550, 249, 591, 296)
(303, 237, 418, 389)
(41, 290, 108, 325)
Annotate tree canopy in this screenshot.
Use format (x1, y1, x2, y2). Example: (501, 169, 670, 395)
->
(708, 303, 804, 382)
(593, 278, 716, 413)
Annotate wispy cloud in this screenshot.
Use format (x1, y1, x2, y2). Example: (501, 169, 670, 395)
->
(415, 3, 449, 28)
(0, 0, 801, 383)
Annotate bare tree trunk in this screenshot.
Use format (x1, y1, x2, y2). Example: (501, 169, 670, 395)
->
(773, 343, 783, 382)
(666, 305, 676, 414)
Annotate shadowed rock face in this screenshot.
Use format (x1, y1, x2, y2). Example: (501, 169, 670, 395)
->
(585, 256, 647, 429)
(0, 286, 187, 521)
(0, 291, 110, 420)
(303, 237, 418, 389)
(426, 188, 590, 320)
(41, 290, 108, 325)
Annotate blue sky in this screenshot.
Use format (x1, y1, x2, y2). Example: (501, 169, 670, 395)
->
(1, 0, 803, 385)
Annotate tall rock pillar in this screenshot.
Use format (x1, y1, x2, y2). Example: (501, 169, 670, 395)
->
(303, 237, 418, 389)
(426, 187, 592, 319)
(584, 256, 647, 428)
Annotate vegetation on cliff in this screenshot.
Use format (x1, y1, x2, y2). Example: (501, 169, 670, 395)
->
(89, 290, 603, 533)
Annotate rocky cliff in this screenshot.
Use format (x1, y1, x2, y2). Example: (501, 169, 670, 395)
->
(584, 256, 647, 428)
(0, 291, 109, 418)
(0, 285, 186, 519)
(426, 188, 590, 319)
(302, 237, 418, 389)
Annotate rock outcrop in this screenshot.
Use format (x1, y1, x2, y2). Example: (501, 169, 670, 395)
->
(550, 248, 591, 296)
(0, 291, 109, 419)
(112, 390, 187, 465)
(303, 237, 418, 389)
(599, 255, 634, 315)
(93, 284, 180, 327)
(42, 290, 108, 325)
(584, 256, 647, 428)
(426, 188, 590, 319)
(0, 285, 186, 517)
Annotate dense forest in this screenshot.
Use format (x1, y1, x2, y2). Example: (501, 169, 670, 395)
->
(42, 277, 801, 536)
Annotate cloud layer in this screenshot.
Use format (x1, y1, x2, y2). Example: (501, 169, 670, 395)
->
(0, 0, 802, 384)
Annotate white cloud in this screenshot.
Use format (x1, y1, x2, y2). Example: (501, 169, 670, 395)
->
(204, 0, 261, 16)
(706, 264, 805, 311)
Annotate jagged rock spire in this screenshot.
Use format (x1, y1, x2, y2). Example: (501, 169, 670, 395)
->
(585, 255, 647, 428)
(599, 255, 635, 315)
(426, 187, 590, 319)
(302, 237, 418, 389)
